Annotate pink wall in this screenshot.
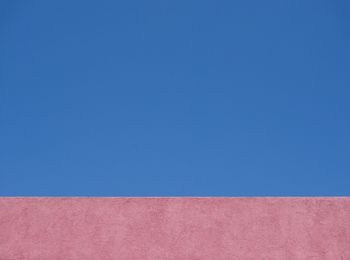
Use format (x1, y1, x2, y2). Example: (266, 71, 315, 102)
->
(0, 198, 349, 259)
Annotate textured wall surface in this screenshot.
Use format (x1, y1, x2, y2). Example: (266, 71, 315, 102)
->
(0, 197, 349, 259)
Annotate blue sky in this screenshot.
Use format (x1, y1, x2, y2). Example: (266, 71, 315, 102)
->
(0, 1, 349, 196)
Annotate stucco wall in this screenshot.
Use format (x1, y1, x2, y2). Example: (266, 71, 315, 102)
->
(0, 198, 349, 259)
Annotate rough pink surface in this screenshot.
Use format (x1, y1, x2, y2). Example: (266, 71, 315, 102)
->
(0, 198, 350, 259)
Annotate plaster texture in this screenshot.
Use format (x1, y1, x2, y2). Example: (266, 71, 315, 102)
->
(0, 198, 349, 259)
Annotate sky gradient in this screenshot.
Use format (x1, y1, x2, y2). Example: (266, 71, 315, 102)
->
(0, 0, 349, 196)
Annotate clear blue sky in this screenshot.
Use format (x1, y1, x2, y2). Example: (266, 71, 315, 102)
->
(1, 1, 349, 196)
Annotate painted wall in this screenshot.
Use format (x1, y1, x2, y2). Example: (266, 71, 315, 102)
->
(1, 198, 349, 259)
